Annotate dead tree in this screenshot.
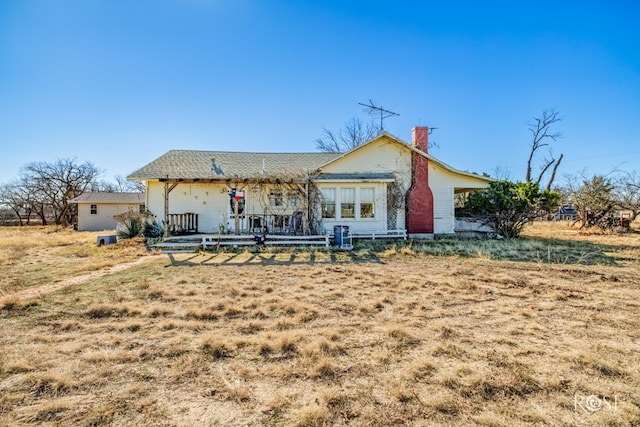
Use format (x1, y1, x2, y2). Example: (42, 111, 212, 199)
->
(315, 117, 378, 153)
(526, 109, 564, 189)
(21, 158, 101, 226)
(615, 170, 640, 221)
(0, 181, 30, 225)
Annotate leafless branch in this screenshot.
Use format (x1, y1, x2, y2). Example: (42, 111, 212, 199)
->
(526, 109, 563, 184)
(315, 117, 379, 153)
(546, 153, 563, 191)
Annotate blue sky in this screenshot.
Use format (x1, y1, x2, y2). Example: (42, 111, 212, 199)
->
(1, 0, 639, 186)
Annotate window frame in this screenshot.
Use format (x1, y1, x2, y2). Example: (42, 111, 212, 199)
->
(269, 190, 284, 207)
(340, 188, 356, 219)
(321, 188, 336, 219)
(319, 186, 377, 221)
(360, 187, 375, 219)
(287, 191, 300, 207)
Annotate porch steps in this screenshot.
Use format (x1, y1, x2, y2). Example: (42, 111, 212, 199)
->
(201, 234, 330, 249)
(152, 229, 408, 253)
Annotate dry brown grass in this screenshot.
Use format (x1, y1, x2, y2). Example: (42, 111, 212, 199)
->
(0, 226, 149, 297)
(0, 223, 639, 426)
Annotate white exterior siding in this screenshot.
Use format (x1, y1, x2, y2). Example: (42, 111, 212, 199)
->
(429, 162, 457, 234)
(146, 181, 165, 226)
(146, 181, 309, 234)
(319, 137, 412, 233)
(321, 139, 412, 186)
(76, 203, 143, 231)
(428, 162, 491, 234)
(147, 181, 230, 233)
(316, 183, 388, 234)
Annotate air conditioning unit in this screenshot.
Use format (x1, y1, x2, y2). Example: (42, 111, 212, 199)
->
(333, 225, 353, 250)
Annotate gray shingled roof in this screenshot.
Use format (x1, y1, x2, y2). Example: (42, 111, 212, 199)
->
(69, 192, 145, 203)
(127, 150, 342, 181)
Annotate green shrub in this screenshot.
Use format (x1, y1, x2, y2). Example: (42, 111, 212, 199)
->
(115, 209, 162, 240)
(117, 218, 145, 239)
(461, 181, 560, 238)
(143, 220, 164, 239)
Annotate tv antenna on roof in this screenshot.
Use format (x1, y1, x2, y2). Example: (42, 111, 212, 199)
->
(358, 99, 399, 132)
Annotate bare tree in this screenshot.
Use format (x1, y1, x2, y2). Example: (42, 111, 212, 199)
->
(315, 117, 379, 153)
(114, 175, 146, 193)
(492, 166, 512, 181)
(88, 176, 145, 193)
(2, 160, 143, 226)
(526, 109, 564, 190)
(85, 179, 117, 192)
(615, 170, 640, 221)
(21, 158, 101, 225)
(0, 181, 31, 225)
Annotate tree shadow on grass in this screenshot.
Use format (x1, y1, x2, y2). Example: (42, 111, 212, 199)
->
(164, 236, 637, 267)
(165, 249, 383, 267)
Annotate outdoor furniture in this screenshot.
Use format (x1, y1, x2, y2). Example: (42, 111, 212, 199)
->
(249, 216, 264, 234)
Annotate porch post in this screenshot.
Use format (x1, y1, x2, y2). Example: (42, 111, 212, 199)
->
(162, 180, 180, 238)
(234, 197, 240, 235)
(163, 181, 169, 239)
(299, 181, 310, 235)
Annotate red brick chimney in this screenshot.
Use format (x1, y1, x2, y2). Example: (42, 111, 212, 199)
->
(406, 126, 434, 235)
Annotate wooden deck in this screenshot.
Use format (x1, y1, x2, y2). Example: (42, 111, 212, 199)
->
(152, 233, 330, 253)
(202, 234, 330, 249)
(153, 229, 407, 253)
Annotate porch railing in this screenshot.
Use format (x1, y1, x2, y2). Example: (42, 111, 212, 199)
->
(230, 212, 304, 235)
(168, 213, 199, 234)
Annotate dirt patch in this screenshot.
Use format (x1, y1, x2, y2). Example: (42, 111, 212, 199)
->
(0, 255, 163, 305)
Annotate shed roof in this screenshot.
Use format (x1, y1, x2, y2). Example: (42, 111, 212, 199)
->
(69, 192, 145, 204)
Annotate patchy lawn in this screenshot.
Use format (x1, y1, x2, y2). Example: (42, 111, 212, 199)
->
(1, 223, 639, 426)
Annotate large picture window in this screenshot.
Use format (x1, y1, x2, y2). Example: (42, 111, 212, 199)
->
(320, 186, 377, 220)
(321, 188, 336, 218)
(341, 188, 355, 218)
(360, 188, 375, 218)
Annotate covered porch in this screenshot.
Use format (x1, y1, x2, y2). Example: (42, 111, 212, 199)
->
(157, 177, 317, 238)
(165, 211, 306, 236)
(453, 186, 493, 237)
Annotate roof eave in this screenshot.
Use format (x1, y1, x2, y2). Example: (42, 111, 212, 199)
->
(408, 146, 495, 183)
(315, 178, 395, 183)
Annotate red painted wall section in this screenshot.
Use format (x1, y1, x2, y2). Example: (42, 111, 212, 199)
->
(407, 126, 434, 234)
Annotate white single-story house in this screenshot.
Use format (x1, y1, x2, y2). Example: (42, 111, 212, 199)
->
(70, 192, 146, 231)
(127, 127, 492, 238)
